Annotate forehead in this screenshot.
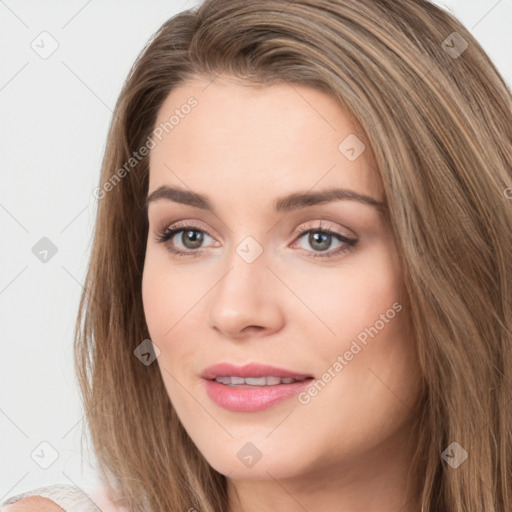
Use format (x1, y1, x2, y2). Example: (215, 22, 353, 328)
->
(148, 76, 382, 203)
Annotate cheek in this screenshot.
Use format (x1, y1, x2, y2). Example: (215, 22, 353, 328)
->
(141, 258, 195, 400)
(141, 262, 170, 339)
(333, 244, 412, 372)
(292, 240, 403, 348)
(141, 250, 212, 381)
(141, 249, 200, 338)
(305, 240, 416, 398)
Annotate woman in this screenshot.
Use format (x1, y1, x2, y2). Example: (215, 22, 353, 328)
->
(3, 0, 511, 510)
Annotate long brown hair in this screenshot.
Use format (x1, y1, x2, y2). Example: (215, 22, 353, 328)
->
(74, 1, 512, 510)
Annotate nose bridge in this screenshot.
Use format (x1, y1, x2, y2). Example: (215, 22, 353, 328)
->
(215, 234, 269, 305)
(207, 233, 284, 336)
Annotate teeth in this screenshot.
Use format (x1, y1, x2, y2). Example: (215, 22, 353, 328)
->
(213, 376, 305, 386)
(245, 377, 268, 385)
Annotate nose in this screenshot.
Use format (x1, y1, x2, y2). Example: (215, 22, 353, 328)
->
(207, 244, 285, 340)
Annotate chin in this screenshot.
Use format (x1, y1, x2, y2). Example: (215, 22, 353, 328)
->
(193, 437, 303, 480)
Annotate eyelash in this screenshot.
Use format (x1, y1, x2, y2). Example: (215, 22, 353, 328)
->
(154, 221, 358, 259)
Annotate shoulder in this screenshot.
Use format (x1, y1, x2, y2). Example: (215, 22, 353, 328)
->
(0, 484, 106, 511)
(1, 496, 65, 511)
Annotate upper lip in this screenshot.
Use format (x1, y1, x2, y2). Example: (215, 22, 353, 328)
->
(200, 363, 314, 380)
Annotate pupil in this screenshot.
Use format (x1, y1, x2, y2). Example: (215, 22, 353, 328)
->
(183, 230, 203, 249)
(310, 232, 330, 251)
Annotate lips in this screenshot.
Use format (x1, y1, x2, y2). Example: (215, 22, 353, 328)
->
(200, 362, 314, 381)
(200, 363, 315, 412)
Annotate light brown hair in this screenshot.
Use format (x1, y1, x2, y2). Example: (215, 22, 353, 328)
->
(74, 0, 512, 510)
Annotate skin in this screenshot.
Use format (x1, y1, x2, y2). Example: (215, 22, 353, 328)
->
(1, 497, 65, 511)
(142, 75, 423, 512)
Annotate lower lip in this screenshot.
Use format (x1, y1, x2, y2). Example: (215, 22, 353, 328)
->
(203, 378, 314, 412)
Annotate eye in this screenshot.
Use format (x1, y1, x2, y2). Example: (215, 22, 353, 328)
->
(154, 220, 358, 259)
(292, 222, 358, 259)
(154, 222, 215, 258)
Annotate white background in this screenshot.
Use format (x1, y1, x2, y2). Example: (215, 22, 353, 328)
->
(1, 0, 511, 501)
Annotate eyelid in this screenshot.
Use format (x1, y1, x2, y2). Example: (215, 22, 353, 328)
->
(294, 219, 356, 239)
(155, 221, 219, 247)
(155, 219, 351, 242)
(156, 218, 221, 240)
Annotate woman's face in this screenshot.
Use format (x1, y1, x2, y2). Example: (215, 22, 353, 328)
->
(142, 75, 421, 482)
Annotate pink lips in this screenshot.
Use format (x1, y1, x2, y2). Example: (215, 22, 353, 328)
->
(200, 362, 313, 380)
(201, 363, 314, 412)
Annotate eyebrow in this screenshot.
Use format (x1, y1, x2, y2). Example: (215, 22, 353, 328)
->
(146, 185, 385, 214)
